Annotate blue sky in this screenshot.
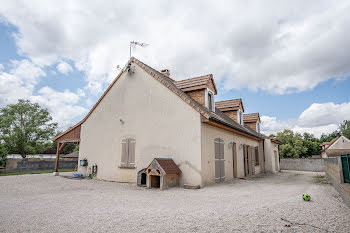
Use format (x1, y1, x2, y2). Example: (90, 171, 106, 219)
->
(1, 1, 350, 137)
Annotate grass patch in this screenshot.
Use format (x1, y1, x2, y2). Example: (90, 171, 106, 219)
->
(314, 175, 329, 184)
(0, 169, 74, 176)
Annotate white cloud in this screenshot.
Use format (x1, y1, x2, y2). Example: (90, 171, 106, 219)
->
(30, 87, 89, 129)
(0, 59, 45, 106)
(0, 59, 88, 130)
(261, 102, 350, 137)
(56, 61, 73, 74)
(0, 1, 349, 95)
(0, 64, 4, 72)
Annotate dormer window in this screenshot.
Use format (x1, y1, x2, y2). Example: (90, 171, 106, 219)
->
(206, 89, 215, 112)
(237, 109, 243, 125)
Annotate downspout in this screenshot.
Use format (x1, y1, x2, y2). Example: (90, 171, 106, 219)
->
(263, 139, 266, 173)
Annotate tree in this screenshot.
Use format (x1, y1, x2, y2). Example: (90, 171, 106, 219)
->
(0, 143, 7, 167)
(0, 100, 57, 158)
(301, 133, 321, 157)
(276, 130, 307, 158)
(340, 120, 350, 139)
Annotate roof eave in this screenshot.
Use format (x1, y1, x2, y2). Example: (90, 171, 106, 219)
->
(208, 116, 263, 140)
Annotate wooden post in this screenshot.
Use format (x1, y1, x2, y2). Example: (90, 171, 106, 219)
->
(54, 142, 66, 172)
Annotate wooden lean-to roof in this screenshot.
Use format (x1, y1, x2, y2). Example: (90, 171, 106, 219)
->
(54, 57, 263, 142)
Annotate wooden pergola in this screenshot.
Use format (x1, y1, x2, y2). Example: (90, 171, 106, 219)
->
(53, 124, 81, 173)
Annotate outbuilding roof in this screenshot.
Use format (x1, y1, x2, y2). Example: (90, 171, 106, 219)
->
(320, 136, 340, 147)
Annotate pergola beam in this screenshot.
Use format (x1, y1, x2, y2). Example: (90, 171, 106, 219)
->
(54, 142, 66, 173)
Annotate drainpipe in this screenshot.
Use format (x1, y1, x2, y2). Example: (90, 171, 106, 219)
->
(263, 139, 266, 173)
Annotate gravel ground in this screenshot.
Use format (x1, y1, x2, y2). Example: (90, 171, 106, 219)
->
(0, 171, 349, 233)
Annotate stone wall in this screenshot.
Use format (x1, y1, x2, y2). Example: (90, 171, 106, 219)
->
(3, 158, 78, 172)
(325, 157, 350, 208)
(280, 158, 324, 172)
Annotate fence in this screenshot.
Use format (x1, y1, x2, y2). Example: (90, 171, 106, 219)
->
(325, 157, 350, 208)
(2, 158, 78, 173)
(280, 158, 324, 172)
(341, 154, 350, 183)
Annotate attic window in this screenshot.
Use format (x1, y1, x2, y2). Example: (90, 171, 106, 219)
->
(237, 109, 243, 125)
(207, 89, 215, 112)
(256, 122, 261, 133)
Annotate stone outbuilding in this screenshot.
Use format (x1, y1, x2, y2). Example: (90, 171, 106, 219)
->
(145, 158, 181, 190)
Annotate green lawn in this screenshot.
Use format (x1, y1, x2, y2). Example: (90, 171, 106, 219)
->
(0, 169, 74, 176)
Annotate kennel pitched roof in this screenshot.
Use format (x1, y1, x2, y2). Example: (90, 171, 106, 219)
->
(153, 158, 182, 174)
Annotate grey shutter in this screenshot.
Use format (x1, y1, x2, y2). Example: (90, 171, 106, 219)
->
(255, 147, 259, 165)
(214, 139, 220, 182)
(220, 139, 225, 182)
(251, 147, 255, 175)
(247, 145, 251, 175)
(243, 144, 247, 176)
(128, 139, 136, 167)
(121, 139, 128, 167)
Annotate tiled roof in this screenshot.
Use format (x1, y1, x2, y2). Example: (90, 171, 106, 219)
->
(320, 136, 340, 147)
(55, 57, 263, 141)
(155, 158, 182, 174)
(174, 75, 216, 93)
(215, 99, 244, 112)
(243, 113, 260, 123)
(324, 149, 350, 157)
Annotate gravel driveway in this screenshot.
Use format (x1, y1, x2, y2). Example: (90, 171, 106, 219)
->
(0, 171, 349, 233)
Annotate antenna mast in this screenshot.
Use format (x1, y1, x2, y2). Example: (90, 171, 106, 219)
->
(130, 41, 149, 58)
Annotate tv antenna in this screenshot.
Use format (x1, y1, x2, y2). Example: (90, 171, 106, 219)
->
(130, 41, 149, 58)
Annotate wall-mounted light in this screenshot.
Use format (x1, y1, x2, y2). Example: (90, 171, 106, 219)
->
(228, 142, 233, 149)
(120, 118, 125, 124)
(239, 144, 243, 150)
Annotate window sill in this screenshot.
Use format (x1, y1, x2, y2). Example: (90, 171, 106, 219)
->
(119, 166, 136, 169)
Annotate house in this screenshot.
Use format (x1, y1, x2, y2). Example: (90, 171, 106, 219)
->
(320, 135, 350, 158)
(62, 151, 79, 159)
(53, 57, 281, 188)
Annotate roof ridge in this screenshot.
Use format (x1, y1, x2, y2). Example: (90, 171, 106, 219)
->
(55, 57, 261, 141)
(174, 74, 212, 82)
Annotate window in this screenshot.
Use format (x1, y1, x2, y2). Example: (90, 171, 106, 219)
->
(120, 138, 136, 168)
(237, 109, 243, 125)
(208, 92, 213, 111)
(256, 122, 260, 133)
(206, 89, 215, 112)
(255, 146, 259, 165)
